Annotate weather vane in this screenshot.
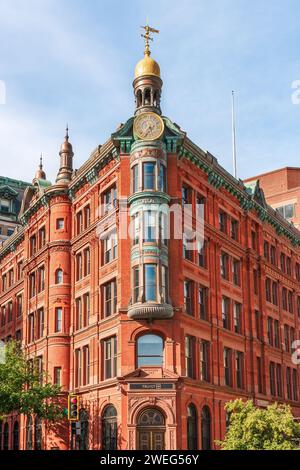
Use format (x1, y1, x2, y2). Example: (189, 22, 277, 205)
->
(141, 25, 159, 56)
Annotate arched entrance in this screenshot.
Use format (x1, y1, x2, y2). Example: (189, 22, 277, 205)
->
(137, 408, 165, 450)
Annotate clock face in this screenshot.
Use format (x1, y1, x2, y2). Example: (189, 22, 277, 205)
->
(134, 112, 164, 141)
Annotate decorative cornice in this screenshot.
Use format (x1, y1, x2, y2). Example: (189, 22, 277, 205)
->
(179, 144, 300, 247)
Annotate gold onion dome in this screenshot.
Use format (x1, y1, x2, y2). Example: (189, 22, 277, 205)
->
(134, 53, 160, 79)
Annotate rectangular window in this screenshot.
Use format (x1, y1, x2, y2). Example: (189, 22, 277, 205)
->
(54, 367, 62, 386)
(269, 362, 276, 396)
(143, 211, 157, 243)
(292, 369, 298, 401)
(28, 314, 35, 343)
(288, 291, 293, 314)
(37, 308, 44, 339)
(55, 308, 62, 333)
(185, 336, 196, 379)
(103, 279, 117, 318)
(222, 297, 230, 330)
(280, 253, 286, 273)
(7, 302, 13, 322)
(184, 280, 193, 315)
(233, 302, 242, 334)
(282, 287, 287, 310)
(83, 248, 90, 276)
(270, 245, 276, 265)
(133, 267, 140, 303)
(161, 266, 168, 303)
(75, 349, 81, 388)
(143, 163, 156, 190)
(274, 320, 280, 348)
(132, 164, 139, 193)
(276, 364, 282, 397)
(29, 235, 36, 256)
(144, 264, 157, 302)
(220, 252, 229, 280)
(103, 336, 117, 380)
(103, 186, 117, 214)
(38, 266, 45, 293)
(264, 241, 270, 261)
(224, 348, 232, 387)
(267, 317, 274, 346)
(236, 351, 244, 389)
(219, 211, 227, 234)
(198, 240, 206, 268)
(76, 211, 83, 235)
(272, 282, 278, 306)
(286, 257, 292, 276)
(231, 219, 239, 241)
(76, 253, 82, 281)
(284, 325, 290, 352)
(83, 293, 90, 328)
(200, 340, 210, 382)
(265, 278, 271, 303)
(286, 367, 292, 400)
(29, 272, 36, 298)
(38, 227, 46, 249)
(82, 346, 90, 386)
(199, 286, 208, 321)
(17, 294, 23, 317)
(103, 232, 118, 264)
(84, 205, 91, 229)
(232, 259, 241, 286)
(182, 186, 190, 205)
(56, 218, 64, 230)
(158, 164, 166, 192)
(76, 298, 82, 330)
(17, 261, 23, 281)
(133, 213, 140, 245)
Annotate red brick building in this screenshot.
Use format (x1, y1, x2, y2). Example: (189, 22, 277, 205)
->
(1, 34, 300, 451)
(245, 167, 300, 229)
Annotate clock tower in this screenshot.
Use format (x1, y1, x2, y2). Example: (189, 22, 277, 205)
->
(128, 27, 173, 320)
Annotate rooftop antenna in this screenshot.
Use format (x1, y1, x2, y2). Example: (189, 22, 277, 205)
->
(231, 91, 237, 179)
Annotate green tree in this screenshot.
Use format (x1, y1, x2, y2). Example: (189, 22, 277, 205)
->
(217, 399, 300, 450)
(0, 340, 63, 420)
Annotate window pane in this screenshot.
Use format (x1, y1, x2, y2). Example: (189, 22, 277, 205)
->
(144, 265, 157, 301)
(137, 334, 163, 367)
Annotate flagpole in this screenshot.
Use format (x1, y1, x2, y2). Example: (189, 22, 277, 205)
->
(231, 90, 237, 179)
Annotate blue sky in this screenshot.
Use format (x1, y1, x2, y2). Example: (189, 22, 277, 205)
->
(1, 0, 300, 183)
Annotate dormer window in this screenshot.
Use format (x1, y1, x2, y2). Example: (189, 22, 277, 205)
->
(0, 199, 10, 213)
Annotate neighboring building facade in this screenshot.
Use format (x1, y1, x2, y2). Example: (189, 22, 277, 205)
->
(0, 33, 300, 451)
(0, 176, 30, 243)
(245, 167, 300, 229)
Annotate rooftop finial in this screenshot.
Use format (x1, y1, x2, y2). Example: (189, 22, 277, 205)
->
(39, 153, 43, 169)
(141, 24, 159, 56)
(65, 124, 69, 141)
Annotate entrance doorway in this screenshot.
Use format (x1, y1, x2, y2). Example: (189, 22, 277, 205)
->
(137, 408, 165, 450)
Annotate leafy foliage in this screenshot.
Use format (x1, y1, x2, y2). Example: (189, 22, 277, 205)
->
(217, 399, 300, 450)
(0, 340, 63, 420)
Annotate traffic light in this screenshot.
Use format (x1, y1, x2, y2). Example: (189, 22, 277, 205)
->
(68, 394, 80, 421)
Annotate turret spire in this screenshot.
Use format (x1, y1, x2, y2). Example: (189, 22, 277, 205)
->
(56, 126, 74, 184)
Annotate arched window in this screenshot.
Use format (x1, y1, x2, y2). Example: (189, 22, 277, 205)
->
(3, 422, 9, 450)
(138, 408, 165, 426)
(55, 269, 63, 284)
(187, 404, 198, 450)
(34, 417, 42, 450)
(136, 90, 142, 108)
(102, 405, 117, 450)
(26, 416, 33, 450)
(76, 409, 89, 450)
(13, 421, 19, 450)
(137, 334, 163, 367)
(144, 88, 151, 105)
(201, 406, 211, 450)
